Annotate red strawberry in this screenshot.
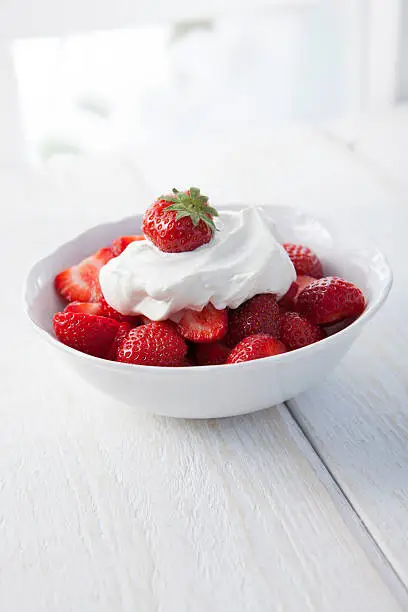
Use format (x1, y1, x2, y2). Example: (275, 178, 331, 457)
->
(227, 334, 287, 364)
(55, 247, 114, 302)
(107, 322, 134, 360)
(177, 303, 228, 343)
(53, 312, 120, 358)
(64, 299, 139, 324)
(297, 276, 366, 324)
(194, 342, 230, 366)
(279, 275, 316, 312)
(111, 235, 144, 256)
(142, 187, 218, 253)
(279, 312, 324, 350)
(283, 244, 323, 278)
(228, 294, 280, 346)
(99, 297, 140, 324)
(116, 322, 187, 367)
(64, 301, 105, 316)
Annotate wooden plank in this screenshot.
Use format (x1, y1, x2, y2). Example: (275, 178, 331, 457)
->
(0, 165, 404, 611)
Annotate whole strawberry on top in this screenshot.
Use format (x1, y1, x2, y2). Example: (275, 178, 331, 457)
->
(142, 187, 218, 253)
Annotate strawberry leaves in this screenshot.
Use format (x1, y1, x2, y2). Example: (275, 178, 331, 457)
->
(160, 187, 219, 232)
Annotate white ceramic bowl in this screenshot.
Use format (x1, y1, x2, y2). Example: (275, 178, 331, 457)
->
(25, 205, 392, 419)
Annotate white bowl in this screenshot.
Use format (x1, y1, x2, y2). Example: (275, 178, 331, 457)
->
(24, 205, 392, 419)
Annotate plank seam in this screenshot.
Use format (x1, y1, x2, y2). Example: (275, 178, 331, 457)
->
(284, 400, 408, 609)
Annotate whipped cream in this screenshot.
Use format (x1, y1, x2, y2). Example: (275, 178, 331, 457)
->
(100, 207, 296, 320)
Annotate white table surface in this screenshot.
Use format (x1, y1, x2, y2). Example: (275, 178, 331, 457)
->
(2, 107, 408, 611)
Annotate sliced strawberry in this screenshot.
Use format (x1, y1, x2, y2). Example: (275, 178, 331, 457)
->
(111, 235, 144, 256)
(99, 297, 141, 324)
(228, 294, 280, 346)
(227, 334, 287, 364)
(55, 247, 114, 303)
(53, 312, 120, 358)
(279, 275, 316, 312)
(194, 341, 230, 366)
(297, 276, 366, 324)
(116, 322, 187, 366)
(177, 303, 228, 344)
(283, 244, 323, 278)
(107, 322, 134, 361)
(64, 301, 105, 316)
(64, 298, 139, 324)
(279, 312, 324, 350)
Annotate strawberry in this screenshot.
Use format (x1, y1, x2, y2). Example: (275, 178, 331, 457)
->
(194, 341, 230, 366)
(227, 334, 287, 364)
(64, 301, 105, 316)
(64, 299, 139, 324)
(111, 235, 144, 256)
(177, 303, 228, 343)
(297, 276, 366, 324)
(99, 297, 140, 324)
(279, 275, 316, 312)
(283, 244, 323, 278)
(279, 312, 324, 350)
(107, 322, 134, 360)
(116, 322, 187, 366)
(53, 312, 120, 358)
(55, 247, 114, 302)
(227, 294, 280, 346)
(142, 187, 218, 253)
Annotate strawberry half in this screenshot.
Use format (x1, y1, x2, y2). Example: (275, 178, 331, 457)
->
(99, 297, 141, 324)
(177, 303, 228, 343)
(53, 312, 120, 358)
(228, 293, 280, 346)
(111, 235, 144, 256)
(297, 276, 366, 324)
(227, 334, 287, 364)
(283, 244, 323, 278)
(64, 301, 105, 316)
(279, 275, 316, 312)
(142, 187, 218, 253)
(194, 341, 230, 366)
(279, 312, 324, 350)
(116, 322, 187, 367)
(55, 247, 114, 302)
(64, 299, 140, 324)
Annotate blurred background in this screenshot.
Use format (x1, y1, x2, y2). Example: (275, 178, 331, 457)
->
(0, 0, 404, 168)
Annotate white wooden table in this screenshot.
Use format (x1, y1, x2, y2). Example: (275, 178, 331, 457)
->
(2, 106, 408, 611)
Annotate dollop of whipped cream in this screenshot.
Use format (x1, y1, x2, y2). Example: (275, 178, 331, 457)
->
(100, 207, 296, 320)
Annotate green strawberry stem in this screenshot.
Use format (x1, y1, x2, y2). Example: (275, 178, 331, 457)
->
(159, 187, 218, 232)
